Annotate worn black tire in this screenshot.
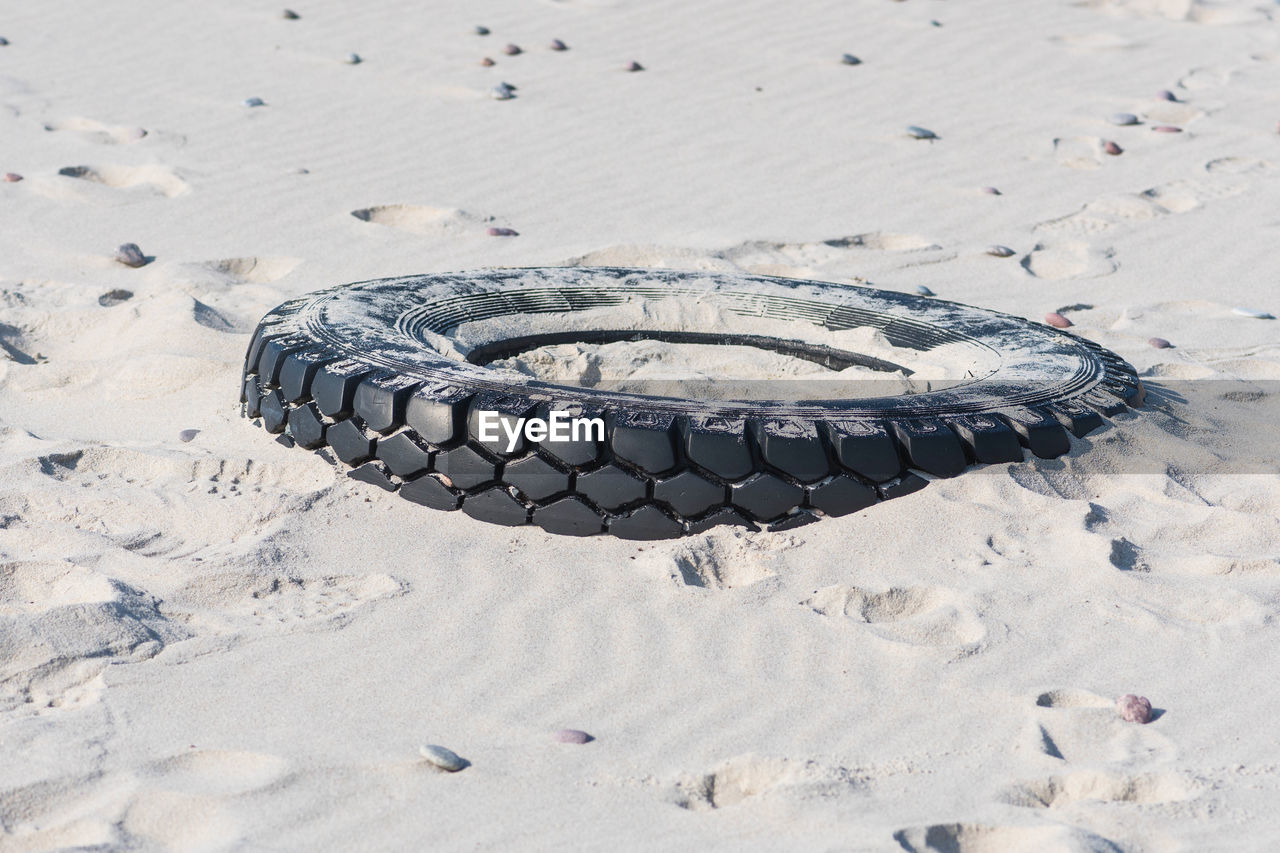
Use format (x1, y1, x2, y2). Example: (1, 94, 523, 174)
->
(240, 267, 1143, 539)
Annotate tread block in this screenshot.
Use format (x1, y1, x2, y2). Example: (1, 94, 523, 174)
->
(535, 401, 603, 467)
(375, 431, 433, 478)
(466, 392, 538, 456)
(354, 374, 420, 433)
(1048, 399, 1105, 438)
(532, 496, 605, 536)
(461, 487, 530, 526)
(682, 416, 754, 481)
(242, 376, 263, 418)
(287, 402, 326, 449)
(608, 504, 684, 540)
(275, 434, 295, 448)
(807, 475, 877, 517)
(891, 418, 967, 478)
(769, 509, 821, 532)
(999, 406, 1071, 459)
(260, 389, 287, 434)
(504, 455, 570, 501)
(257, 335, 314, 385)
(609, 411, 677, 474)
(278, 349, 334, 403)
(948, 415, 1023, 465)
(312, 360, 376, 418)
(244, 323, 295, 376)
(405, 383, 472, 446)
(686, 507, 758, 535)
(878, 472, 929, 500)
(326, 418, 375, 465)
(348, 461, 396, 491)
(753, 419, 830, 483)
(825, 420, 904, 482)
(1082, 389, 1127, 417)
(653, 470, 724, 517)
(434, 443, 499, 490)
(575, 464, 647, 511)
(730, 472, 804, 522)
(400, 473, 460, 510)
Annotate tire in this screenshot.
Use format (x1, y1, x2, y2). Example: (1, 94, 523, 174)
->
(240, 267, 1143, 539)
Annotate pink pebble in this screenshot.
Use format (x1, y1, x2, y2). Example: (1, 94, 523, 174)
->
(1157, 89, 1177, 101)
(1152, 125, 1182, 133)
(1103, 140, 1123, 156)
(504, 43, 521, 56)
(479, 57, 495, 67)
(3, 172, 22, 182)
(553, 728, 593, 744)
(981, 186, 1001, 195)
(550, 39, 568, 51)
(1117, 693, 1153, 724)
(626, 61, 644, 72)
(1044, 312, 1073, 328)
(1148, 337, 1172, 349)
(487, 227, 518, 237)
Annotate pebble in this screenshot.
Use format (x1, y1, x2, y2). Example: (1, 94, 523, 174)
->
(1148, 337, 1172, 349)
(243, 97, 266, 108)
(1152, 125, 1182, 133)
(550, 39, 568, 51)
(503, 43, 522, 56)
(981, 186, 1001, 195)
(281, 9, 300, 19)
(178, 429, 201, 442)
(986, 245, 1016, 258)
(906, 125, 937, 139)
(1116, 694, 1153, 724)
(0, 37, 8, 46)
(3, 172, 21, 182)
(488, 227, 519, 236)
(841, 53, 861, 65)
(419, 744, 468, 772)
(344, 52, 362, 65)
(490, 83, 515, 101)
(98, 289, 133, 307)
(626, 61, 645, 72)
(1103, 140, 1123, 156)
(114, 243, 148, 268)
(1157, 89, 1177, 101)
(1232, 306, 1275, 319)
(474, 25, 490, 36)
(1108, 112, 1139, 126)
(1044, 312, 1073, 328)
(480, 57, 495, 67)
(914, 285, 935, 296)
(553, 729, 593, 744)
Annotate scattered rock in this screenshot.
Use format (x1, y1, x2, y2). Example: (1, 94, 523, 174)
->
(488, 227, 518, 237)
(1232, 306, 1275, 319)
(490, 83, 515, 100)
(1108, 112, 1139, 126)
(1044, 312, 1073, 329)
(1148, 337, 1172, 349)
(906, 125, 937, 140)
(344, 52, 362, 65)
(243, 97, 266, 108)
(1057, 303, 1092, 312)
(1157, 89, 1177, 101)
(419, 744, 468, 772)
(114, 243, 148, 268)
(1116, 694, 1153, 724)
(1152, 125, 1182, 133)
(98, 289, 133, 307)
(178, 429, 201, 442)
(474, 25, 490, 36)
(503, 43, 522, 56)
(553, 729, 593, 744)
(1103, 140, 1123, 156)
(626, 61, 645, 72)
(915, 285, 935, 296)
(281, 9, 300, 19)
(3, 172, 21, 182)
(480, 57, 495, 67)
(841, 53, 861, 65)
(981, 186, 1001, 195)
(0, 37, 8, 46)
(550, 39, 568, 51)
(986, 245, 1016, 258)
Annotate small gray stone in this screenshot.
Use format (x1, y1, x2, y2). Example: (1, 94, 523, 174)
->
(1232, 306, 1275, 319)
(1108, 112, 1139, 126)
(115, 243, 148, 268)
(179, 429, 201, 442)
(553, 729, 593, 744)
(841, 53, 861, 65)
(914, 285, 935, 296)
(1156, 89, 1177, 102)
(1147, 337, 1172, 349)
(905, 125, 937, 140)
(98, 289, 133, 307)
(490, 83, 515, 100)
(243, 97, 266, 108)
(419, 744, 468, 772)
(1116, 694, 1153, 724)
(474, 25, 490, 36)
(985, 245, 1016, 258)
(344, 52, 362, 65)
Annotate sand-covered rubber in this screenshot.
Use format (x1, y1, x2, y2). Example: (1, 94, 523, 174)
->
(240, 267, 1143, 539)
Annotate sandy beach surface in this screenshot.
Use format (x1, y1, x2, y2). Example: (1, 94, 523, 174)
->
(3, 0, 1280, 849)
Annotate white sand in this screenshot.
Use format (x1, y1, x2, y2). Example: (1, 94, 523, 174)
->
(2, 0, 1280, 849)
